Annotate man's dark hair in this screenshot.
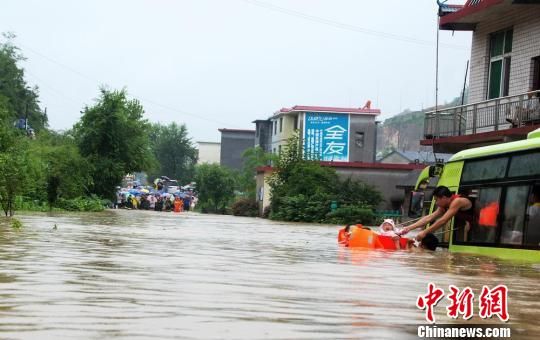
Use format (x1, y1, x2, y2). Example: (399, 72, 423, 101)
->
(421, 233, 439, 251)
(433, 186, 452, 198)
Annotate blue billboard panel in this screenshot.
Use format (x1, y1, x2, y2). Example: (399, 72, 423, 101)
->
(303, 112, 349, 161)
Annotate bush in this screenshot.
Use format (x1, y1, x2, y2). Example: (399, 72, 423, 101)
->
(55, 196, 105, 212)
(324, 206, 375, 225)
(11, 218, 23, 229)
(15, 196, 51, 212)
(231, 198, 259, 217)
(270, 193, 332, 223)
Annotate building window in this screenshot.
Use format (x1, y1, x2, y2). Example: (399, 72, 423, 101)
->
(279, 117, 283, 133)
(273, 148, 276, 154)
(278, 145, 282, 155)
(293, 115, 299, 130)
(532, 56, 540, 91)
(488, 28, 512, 99)
(355, 131, 365, 148)
(274, 121, 277, 135)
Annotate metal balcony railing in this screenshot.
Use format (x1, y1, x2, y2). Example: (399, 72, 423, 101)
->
(424, 90, 540, 139)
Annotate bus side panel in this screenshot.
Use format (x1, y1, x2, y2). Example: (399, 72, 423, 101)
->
(430, 161, 464, 245)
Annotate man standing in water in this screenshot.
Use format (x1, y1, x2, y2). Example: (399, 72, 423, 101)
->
(400, 186, 473, 243)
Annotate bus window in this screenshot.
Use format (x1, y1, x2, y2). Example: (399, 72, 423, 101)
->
(508, 152, 540, 178)
(461, 157, 508, 183)
(500, 186, 529, 245)
(525, 185, 540, 247)
(469, 187, 501, 243)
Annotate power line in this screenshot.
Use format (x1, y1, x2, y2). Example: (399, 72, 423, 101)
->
(241, 0, 468, 50)
(18, 42, 232, 127)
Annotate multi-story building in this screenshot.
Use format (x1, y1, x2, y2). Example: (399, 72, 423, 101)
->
(255, 104, 381, 162)
(196, 141, 221, 165)
(218, 128, 256, 170)
(423, 0, 540, 153)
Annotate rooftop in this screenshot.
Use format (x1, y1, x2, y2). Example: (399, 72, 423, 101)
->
(438, 0, 537, 31)
(379, 150, 454, 164)
(276, 104, 380, 116)
(218, 128, 256, 133)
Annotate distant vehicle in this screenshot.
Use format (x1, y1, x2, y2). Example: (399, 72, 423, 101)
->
(164, 180, 179, 194)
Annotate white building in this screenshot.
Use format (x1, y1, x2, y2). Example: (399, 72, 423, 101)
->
(196, 141, 221, 165)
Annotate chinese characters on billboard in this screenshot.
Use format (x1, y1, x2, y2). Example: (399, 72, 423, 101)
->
(303, 112, 349, 161)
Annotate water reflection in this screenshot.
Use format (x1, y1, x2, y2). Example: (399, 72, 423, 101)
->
(0, 210, 538, 339)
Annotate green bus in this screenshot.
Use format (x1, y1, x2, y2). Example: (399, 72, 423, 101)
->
(410, 128, 540, 262)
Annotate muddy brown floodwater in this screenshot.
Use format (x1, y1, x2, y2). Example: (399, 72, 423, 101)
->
(0, 210, 539, 339)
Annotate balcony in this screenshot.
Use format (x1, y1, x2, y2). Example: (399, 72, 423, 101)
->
(422, 90, 540, 153)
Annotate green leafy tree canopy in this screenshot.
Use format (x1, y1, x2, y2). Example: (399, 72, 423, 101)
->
(148, 122, 197, 184)
(194, 163, 235, 214)
(0, 32, 47, 130)
(74, 88, 155, 199)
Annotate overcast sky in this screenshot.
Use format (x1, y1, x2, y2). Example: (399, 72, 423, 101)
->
(1, 0, 471, 142)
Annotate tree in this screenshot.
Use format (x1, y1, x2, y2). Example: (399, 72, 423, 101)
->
(194, 163, 235, 214)
(0, 124, 35, 216)
(28, 131, 93, 206)
(0, 33, 48, 131)
(148, 122, 197, 184)
(74, 88, 155, 199)
(236, 146, 276, 199)
(267, 133, 383, 224)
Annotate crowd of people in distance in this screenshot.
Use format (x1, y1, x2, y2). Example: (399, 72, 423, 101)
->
(114, 178, 197, 213)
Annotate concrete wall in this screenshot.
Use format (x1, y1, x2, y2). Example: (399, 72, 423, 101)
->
(219, 131, 255, 170)
(334, 167, 417, 210)
(196, 142, 221, 164)
(255, 164, 422, 215)
(380, 153, 409, 164)
(254, 121, 273, 153)
(256, 169, 272, 216)
(468, 6, 540, 104)
(349, 115, 377, 162)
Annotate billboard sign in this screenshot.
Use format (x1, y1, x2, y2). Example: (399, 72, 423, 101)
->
(303, 112, 349, 161)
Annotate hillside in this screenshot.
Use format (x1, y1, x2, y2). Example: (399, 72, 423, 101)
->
(378, 93, 466, 155)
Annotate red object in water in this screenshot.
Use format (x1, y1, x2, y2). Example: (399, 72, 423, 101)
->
(338, 226, 410, 250)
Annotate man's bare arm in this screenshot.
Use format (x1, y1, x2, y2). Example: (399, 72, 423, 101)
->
(401, 208, 443, 234)
(423, 204, 461, 234)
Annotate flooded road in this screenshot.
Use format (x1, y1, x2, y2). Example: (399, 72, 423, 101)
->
(0, 210, 539, 339)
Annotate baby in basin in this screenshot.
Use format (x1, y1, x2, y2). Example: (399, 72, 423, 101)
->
(377, 219, 402, 249)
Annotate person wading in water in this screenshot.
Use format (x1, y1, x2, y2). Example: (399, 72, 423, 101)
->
(400, 186, 473, 243)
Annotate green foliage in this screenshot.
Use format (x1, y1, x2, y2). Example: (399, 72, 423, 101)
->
(74, 88, 155, 200)
(27, 131, 93, 205)
(270, 192, 333, 222)
(236, 146, 276, 199)
(0, 131, 36, 216)
(267, 134, 383, 224)
(0, 33, 48, 130)
(194, 163, 235, 214)
(231, 198, 259, 217)
(11, 218, 22, 229)
(148, 122, 197, 184)
(14, 196, 53, 212)
(325, 206, 375, 225)
(55, 196, 105, 212)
